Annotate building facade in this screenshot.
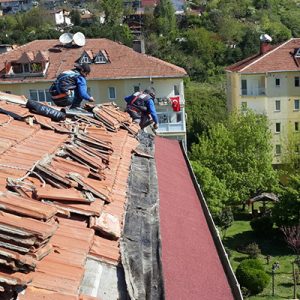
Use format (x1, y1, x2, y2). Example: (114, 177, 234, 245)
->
(0, 38, 188, 144)
(226, 38, 300, 164)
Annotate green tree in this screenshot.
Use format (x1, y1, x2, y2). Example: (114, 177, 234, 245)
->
(191, 162, 229, 215)
(153, 0, 177, 37)
(99, 0, 123, 27)
(185, 80, 227, 147)
(216, 207, 234, 238)
(272, 175, 300, 227)
(190, 110, 278, 209)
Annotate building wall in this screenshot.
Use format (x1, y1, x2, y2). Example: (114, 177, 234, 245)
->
(0, 76, 187, 143)
(227, 70, 300, 164)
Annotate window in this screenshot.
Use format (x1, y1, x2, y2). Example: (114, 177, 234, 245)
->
(29, 89, 52, 103)
(94, 55, 106, 64)
(108, 87, 116, 99)
(275, 78, 280, 87)
(174, 85, 180, 96)
(295, 122, 299, 132)
(241, 101, 247, 111)
(23, 63, 30, 73)
(275, 100, 280, 111)
(275, 122, 281, 133)
(275, 144, 281, 156)
(80, 55, 91, 64)
(295, 77, 300, 87)
(294, 99, 300, 110)
(241, 79, 247, 95)
(134, 86, 140, 93)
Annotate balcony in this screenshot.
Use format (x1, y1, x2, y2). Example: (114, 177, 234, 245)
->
(241, 88, 266, 96)
(156, 111, 185, 133)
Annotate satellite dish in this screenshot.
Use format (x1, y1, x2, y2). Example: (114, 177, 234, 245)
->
(260, 34, 272, 42)
(73, 32, 86, 47)
(59, 32, 73, 45)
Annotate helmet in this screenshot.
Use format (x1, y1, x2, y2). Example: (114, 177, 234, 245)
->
(144, 87, 156, 99)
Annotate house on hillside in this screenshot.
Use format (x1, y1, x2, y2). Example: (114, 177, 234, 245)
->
(226, 37, 300, 164)
(0, 37, 187, 144)
(51, 9, 72, 28)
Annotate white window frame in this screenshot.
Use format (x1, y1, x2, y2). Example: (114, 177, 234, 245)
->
(108, 87, 116, 99)
(294, 99, 300, 111)
(80, 55, 91, 64)
(241, 79, 247, 95)
(275, 144, 281, 156)
(275, 100, 280, 112)
(94, 55, 106, 64)
(29, 89, 52, 104)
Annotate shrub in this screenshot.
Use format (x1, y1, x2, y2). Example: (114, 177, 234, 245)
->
(250, 215, 273, 236)
(236, 259, 270, 295)
(244, 242, 261, 258)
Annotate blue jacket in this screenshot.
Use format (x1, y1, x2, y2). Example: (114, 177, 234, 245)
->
(125, 92, 158, 124)
(76, 75, 91, 100)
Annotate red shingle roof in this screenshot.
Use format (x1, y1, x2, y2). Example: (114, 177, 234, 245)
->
(0, 95, 140, 299)
(226, 38, 300, 73)
(0, 39, 187, 82)
(155, 137, 236, 300)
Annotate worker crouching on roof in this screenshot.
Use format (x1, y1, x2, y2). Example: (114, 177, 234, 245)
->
(49, 63, 95, 108)
(124, 87, 159, 130)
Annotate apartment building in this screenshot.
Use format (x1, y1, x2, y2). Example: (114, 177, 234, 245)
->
(226, 38, 300, 163)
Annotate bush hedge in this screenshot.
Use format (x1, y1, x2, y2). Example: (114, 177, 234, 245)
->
(250, 215, 273, 236)
(236, 259, 270, 295)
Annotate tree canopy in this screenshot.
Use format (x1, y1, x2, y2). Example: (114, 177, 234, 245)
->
(190, 110, 278, 214)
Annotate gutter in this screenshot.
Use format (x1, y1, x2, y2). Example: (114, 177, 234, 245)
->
(179, 141, 243, 300)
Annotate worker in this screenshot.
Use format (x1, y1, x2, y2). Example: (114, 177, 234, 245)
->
(124, 87, 159, 130)
(49, 63, 95, 108)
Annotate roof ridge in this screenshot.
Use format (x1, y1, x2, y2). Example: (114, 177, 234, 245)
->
(239, 38, 294, 72)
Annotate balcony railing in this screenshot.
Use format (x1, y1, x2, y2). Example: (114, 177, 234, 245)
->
(241, 88, 266, 96)
(156, 111, 185, 133)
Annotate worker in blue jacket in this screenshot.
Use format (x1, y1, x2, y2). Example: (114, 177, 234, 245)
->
(124, 87, 159, 130)
(50, 63, 94, 108)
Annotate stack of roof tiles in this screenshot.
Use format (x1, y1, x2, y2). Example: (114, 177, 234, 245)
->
(0, 93, 140, 299)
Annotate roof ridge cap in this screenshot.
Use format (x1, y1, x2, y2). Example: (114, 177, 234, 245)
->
(239, 38, 293, 72)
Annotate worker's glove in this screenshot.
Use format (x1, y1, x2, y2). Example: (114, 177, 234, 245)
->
(153, 123, 158, 130)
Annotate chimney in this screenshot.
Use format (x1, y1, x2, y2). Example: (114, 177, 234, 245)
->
(259, 34, 272, 55)
(260, 42, 271, 55)
(132, 39, 145, 54)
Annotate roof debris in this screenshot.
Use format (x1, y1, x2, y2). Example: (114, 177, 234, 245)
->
(0, 92, 140, 299)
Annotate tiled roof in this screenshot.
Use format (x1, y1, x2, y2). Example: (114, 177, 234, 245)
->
(0, 93, 140, 299)
(226, 38, 300, 73)
(0, 39, 187, 82)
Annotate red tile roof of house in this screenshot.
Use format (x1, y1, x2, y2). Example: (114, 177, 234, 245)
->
(226, 38, 300, 73)
(0, 39, 187, 82)
(0, 94, 140, 299)
(155, 137, 239, 300)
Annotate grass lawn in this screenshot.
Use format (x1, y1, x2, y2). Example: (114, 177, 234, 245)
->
(222, 214, 299, 299)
